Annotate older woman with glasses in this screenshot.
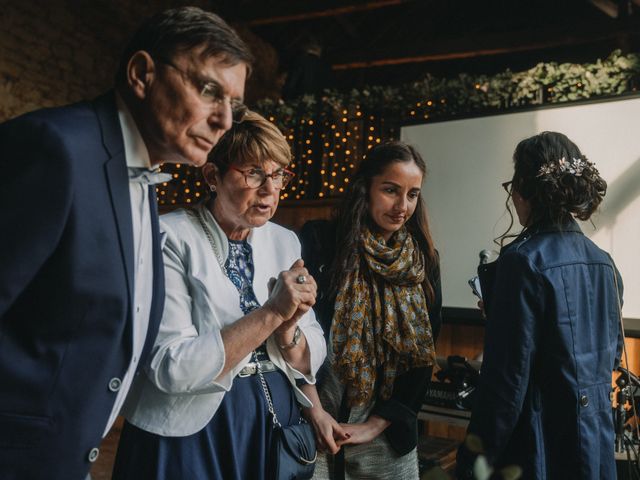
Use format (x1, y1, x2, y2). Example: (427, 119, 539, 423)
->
(112, 111, 326, 480)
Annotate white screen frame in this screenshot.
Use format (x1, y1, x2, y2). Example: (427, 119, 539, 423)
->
(401, 94, 640, 319)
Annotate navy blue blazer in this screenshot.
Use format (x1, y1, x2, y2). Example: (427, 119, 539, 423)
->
(0, 93, 164, 479)
(457, 219, 623, 480)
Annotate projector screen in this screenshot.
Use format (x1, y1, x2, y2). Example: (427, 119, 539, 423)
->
(401, 94, 640, 319)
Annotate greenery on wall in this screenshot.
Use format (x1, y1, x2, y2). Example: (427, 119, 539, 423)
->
(256, 50, 639, 129)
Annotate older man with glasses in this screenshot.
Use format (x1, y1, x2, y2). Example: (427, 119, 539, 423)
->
(0, 7, 251, 480)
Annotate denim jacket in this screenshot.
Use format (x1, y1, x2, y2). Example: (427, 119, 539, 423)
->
(458, 218, 623, 479)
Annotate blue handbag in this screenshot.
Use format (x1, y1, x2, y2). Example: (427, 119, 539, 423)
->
(255, 356, 317, 480)
(269, 420, 317, 480)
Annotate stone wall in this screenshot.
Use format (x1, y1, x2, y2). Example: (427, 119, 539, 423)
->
(0, 0, 278, 122)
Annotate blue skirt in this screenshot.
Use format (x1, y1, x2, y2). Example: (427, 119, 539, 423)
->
(112, 368, 301, 480)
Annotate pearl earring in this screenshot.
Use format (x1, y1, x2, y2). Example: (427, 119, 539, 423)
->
(209, 184, 216, 192)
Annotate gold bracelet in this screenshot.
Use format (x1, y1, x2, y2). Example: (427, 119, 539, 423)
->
(279, 325, 301, 350)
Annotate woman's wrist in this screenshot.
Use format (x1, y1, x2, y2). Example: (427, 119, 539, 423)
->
(366, 414, 391, 435)
(302, 405, 322, 423)
(275, 323, 301, 349)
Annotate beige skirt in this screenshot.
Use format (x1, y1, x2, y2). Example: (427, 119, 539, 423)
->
(312, 359, 419, 480)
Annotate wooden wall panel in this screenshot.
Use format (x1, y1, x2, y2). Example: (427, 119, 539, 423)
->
(271, 199, 337, 232)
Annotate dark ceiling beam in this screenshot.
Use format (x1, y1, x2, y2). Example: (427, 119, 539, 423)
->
(335, 14, 360, 40)
(331, 21, 640, 70)
(589, 0, 627, 17)
(246, 0, 412, 26)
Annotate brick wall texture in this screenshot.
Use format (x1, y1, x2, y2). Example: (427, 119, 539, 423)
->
(0, 0, 278, 122)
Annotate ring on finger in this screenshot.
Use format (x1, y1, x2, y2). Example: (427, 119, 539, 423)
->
(296, 274, 307, 284)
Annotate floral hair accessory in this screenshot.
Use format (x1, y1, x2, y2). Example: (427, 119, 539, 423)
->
(536, 156, 598, 178)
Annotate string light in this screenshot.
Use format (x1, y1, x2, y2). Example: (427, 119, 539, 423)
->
(157, 102, 395, 204)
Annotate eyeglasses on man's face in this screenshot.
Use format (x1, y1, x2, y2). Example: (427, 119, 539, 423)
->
(229, 165, 295, 190)
(502, 180, 513, 195)
(158, 60, 248, 123)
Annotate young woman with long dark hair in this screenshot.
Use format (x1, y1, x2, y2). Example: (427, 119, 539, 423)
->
(300, 141, 441, 479)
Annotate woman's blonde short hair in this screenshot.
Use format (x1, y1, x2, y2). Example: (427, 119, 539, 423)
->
(206, 110, 291, 176)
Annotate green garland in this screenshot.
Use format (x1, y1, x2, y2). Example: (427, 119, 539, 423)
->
(255, 50, 640, 130)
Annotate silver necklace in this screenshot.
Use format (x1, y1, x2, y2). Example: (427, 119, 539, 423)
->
(196, 208, 224, 268)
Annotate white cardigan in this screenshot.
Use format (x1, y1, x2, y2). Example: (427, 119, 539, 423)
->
(122, 205, 326, 436)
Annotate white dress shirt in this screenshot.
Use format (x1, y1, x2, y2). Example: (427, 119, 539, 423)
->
(102, 96, 154, 435)
(122, 204, 327, 437)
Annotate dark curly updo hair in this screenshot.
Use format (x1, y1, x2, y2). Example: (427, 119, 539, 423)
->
(512, 131, 607, 227)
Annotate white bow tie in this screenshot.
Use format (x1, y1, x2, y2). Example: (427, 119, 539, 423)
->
(128, 167, 173, 185)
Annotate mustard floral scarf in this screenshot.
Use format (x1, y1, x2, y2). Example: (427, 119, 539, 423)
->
(331, 226, 437, 406)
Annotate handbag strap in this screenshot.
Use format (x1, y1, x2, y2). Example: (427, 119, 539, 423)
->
(254, 351, 283, 428)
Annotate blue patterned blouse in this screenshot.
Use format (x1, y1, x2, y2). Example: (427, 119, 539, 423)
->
(225, 239, 260, 315)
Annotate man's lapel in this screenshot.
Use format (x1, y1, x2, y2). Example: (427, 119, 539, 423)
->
(140, 186, 165, 365)
(95, 93, 135, 338)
